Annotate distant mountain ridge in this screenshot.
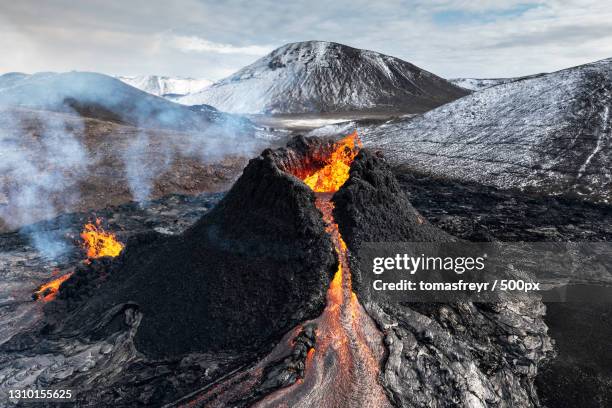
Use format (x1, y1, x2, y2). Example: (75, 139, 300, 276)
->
(0, 72, 30, 90)
(178, 40, 469, 114)
(449, 74, 546, 91)
(117, 75, 212, 98)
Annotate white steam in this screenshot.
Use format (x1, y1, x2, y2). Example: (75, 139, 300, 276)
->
(0, 71, 274, 259)
(122, 131, 173, 205)
(0, 108, 89, 258)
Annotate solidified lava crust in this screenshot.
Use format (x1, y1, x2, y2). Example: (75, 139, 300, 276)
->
(44, 136, 340, 359)
(16, 136, 554, 407)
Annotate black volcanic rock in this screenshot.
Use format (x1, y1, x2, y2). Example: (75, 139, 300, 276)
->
(333, 149, 454, 245)
(51, 142, 337, 358)
(333, 150, 553, 407)
(178, 41, 469, 114)
(332, 150, 456, 293)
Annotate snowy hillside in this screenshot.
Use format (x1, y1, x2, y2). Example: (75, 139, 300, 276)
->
(0, 72, 31, 90)
(117, 75, 212, 98)
(450, 74, 545, 91)
(178, 41, 468, 114)
(0, 72, 248, 132)
(354, 58, 612, 203)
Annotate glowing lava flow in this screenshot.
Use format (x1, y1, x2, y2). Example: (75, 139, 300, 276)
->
(34, 219, 124, 302)
(80, 218, 124, 261)
(255, 133, 391, 408)
(180, 133, 390, 407)
(33, 270, 73, 302)
(303, 131, 362, 193)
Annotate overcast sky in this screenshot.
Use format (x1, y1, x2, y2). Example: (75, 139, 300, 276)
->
(1, 0, 611, 80)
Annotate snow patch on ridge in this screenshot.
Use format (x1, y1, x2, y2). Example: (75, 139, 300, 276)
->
(117, 75, 212, 98)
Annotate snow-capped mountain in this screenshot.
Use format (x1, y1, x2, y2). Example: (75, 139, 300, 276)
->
(349, 58, 612, 203)
(117, 75, 212, 98)
(449, 74, 545, 91)
(178, 41, 468, 114)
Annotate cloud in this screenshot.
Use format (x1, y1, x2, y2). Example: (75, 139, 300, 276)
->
(168, 34, 274, 56)
(0, 0, 610, 79)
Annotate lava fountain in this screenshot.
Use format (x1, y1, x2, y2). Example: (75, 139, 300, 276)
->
(34, 219, 124, 302)
(255, 132, 392, 408)
(80, 218, 124, 261)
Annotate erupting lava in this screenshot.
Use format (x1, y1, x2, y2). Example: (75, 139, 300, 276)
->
(180, 132, 389, 407)
(303, 131, 362, 193)
(35, 219, 124, 302)
(33, 270, 73, 302)
(257, 132, 391, 407)
(80, 218, 124, 261)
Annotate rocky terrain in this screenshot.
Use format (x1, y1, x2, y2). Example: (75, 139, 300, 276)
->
(399, 171, 612, 242)
(395, 168, 612, 408)
(0, 193, 232, 407)
(178, 41, 468, 114)
(333, 151, 553, 407)
(0, 143, 610, 406)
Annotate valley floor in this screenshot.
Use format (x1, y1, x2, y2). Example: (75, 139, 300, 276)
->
(248, 111, 415, 131)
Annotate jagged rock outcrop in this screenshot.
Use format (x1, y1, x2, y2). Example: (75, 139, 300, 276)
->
(334, 150, 554, 407)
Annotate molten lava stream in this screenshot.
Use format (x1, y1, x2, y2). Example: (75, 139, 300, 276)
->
(255, 194, 391, 408)
(183, 132, 391, 407)
(256, 130, 390, 407)
(33, 271, 73, 302)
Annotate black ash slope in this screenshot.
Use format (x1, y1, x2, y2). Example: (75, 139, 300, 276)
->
(48, 145, 337, 359)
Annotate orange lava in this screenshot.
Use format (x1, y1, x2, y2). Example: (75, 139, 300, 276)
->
(181, 132, 390, 407)
(34, 271, 73, 302)
(255, 132, 390, 407)
(34, 220, 124, 303)
(303, 131, 362, 193)
(80, 218, 124, 261)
